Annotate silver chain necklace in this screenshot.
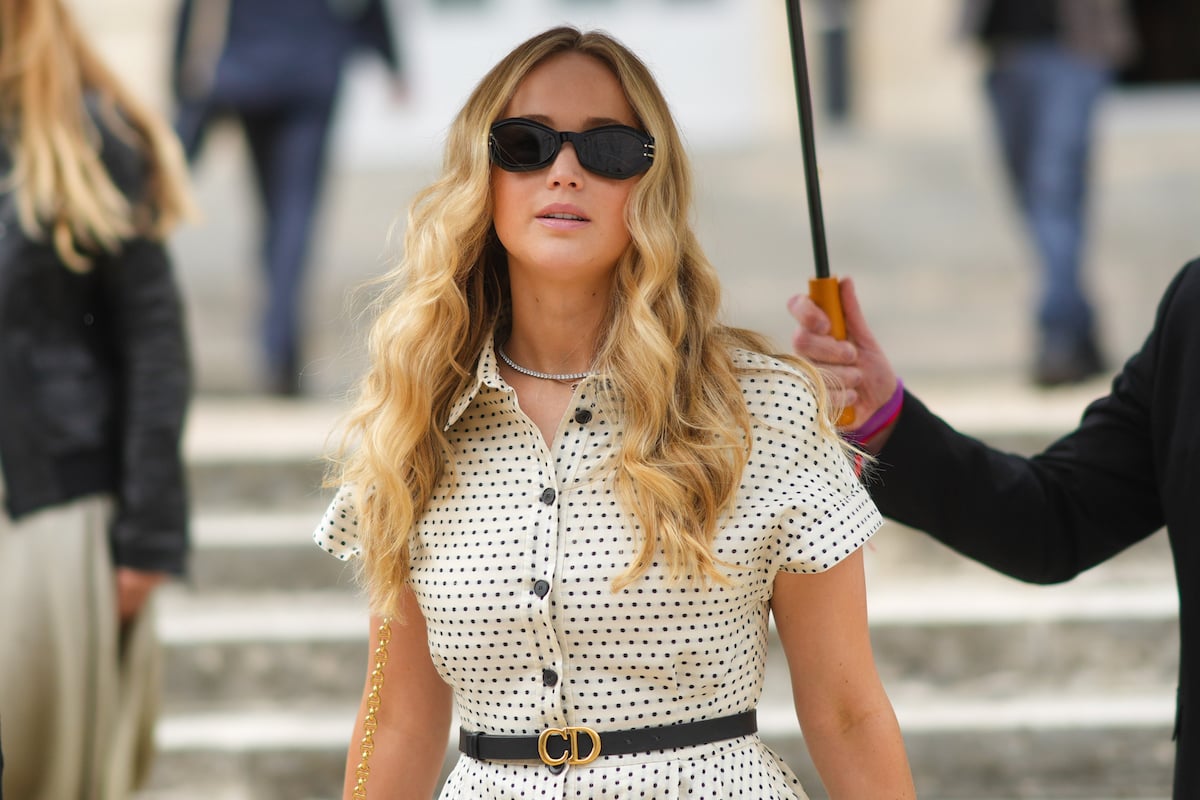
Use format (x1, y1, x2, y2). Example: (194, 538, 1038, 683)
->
(497, 344, 592, 382)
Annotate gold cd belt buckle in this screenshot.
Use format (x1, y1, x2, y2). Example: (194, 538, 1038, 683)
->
(537, 725, 601, 766)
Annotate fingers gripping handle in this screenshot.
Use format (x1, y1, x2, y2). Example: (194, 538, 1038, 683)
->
(808, 277, 855, 427)
(808, 277, 846, 339)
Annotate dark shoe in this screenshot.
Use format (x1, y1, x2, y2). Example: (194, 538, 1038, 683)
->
(1033, 335, 1105, 388)
(265, 361, 301, 397)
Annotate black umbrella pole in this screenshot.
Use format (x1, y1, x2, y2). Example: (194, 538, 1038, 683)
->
(785, 0, 830, 280)
(786, 0, 854, 425)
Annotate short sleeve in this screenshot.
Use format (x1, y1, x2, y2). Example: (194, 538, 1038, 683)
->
(774, 443, 881, 574)
(731, 350, 882, 576)
(313, 485, 361, 560)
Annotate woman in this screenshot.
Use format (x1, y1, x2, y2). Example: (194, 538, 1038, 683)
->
(0, 2, 193, 798)
(316, 27, 914, 799)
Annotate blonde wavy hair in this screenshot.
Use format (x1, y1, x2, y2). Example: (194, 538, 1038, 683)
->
(335, 26, 845, 617)
(0, 0, 193, 270)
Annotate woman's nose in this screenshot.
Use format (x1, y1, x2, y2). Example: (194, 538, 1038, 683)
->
(546, 142, 584, 187)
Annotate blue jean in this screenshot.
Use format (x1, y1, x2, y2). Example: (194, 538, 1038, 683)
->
(985, 42, 1111, 346)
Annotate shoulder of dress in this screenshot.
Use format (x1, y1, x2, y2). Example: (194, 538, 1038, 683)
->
(728, 349, 822, 428)
(730, 348, 814, 387)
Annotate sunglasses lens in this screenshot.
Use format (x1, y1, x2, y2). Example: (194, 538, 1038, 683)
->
(490, 122, 556, 171)
(490, 119, 654, 179)
(576, 128, 652, 179)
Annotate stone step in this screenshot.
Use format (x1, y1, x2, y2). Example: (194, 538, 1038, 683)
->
(139, 693, 1176, 800)
(157, 590, 365, 711)
(184, 501, 1175, 595)
(156, 562, 1178, 710)
(182, 378, 1115, 510)
(188, 510, 348, 592)
(185, 398, 343, 511)
(868, 522, 1173, 584)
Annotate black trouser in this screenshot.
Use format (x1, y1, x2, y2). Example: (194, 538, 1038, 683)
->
(176, 94, 336, 382)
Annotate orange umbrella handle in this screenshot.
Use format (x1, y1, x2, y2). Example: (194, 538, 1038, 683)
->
(808, 277, 855, 427)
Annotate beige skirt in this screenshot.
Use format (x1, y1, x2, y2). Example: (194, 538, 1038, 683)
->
(0, 484, 161, 800)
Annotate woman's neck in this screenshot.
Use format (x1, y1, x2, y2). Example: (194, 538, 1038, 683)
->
(504, 280, 609, 375)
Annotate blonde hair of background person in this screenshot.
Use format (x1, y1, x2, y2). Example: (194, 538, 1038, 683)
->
(0, 0, 192, 269)
(335, 27, 849, 613)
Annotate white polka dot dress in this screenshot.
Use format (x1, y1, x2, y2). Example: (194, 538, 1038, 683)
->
(315, 344, 882, 799)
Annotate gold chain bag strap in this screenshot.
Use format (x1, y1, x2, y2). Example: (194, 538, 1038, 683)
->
(352, 617, 392, 800)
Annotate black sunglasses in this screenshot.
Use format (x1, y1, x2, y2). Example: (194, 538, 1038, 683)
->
(489, 117, 655, 180)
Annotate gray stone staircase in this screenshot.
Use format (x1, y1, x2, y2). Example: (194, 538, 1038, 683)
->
(134, 388, 1178, 800)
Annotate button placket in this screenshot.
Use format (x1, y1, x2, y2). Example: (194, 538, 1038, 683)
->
(528, 447, 567, 729)
(540, 417, 599, 730)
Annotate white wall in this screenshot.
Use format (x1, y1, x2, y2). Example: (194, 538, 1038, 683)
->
(335, 0, 782, 166)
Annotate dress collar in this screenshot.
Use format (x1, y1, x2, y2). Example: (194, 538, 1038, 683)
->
(443, 335, 611, 430)
(444, 337, 506, 430)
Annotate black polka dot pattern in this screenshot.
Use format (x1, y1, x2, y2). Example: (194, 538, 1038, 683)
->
(314, 345, 880, 798)
(314, 487, 360, 559)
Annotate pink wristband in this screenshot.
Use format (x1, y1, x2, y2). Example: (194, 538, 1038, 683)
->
(842, 378, 903, 445)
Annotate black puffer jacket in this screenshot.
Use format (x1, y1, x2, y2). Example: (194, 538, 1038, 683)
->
(0, 109, 191, 575)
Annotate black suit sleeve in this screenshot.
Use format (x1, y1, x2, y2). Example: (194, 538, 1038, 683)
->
(866, 265, 1194, 583)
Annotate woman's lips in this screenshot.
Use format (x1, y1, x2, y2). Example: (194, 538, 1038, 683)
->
(536, 204, 590, 229)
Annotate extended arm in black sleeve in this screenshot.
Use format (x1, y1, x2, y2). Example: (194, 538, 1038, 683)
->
(868, 280, 1178, 584)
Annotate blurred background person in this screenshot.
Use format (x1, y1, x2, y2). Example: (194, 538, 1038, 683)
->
(0, 0, 193, 798)
(963, 0, 1136, 386)
(171, 0, 403, 395)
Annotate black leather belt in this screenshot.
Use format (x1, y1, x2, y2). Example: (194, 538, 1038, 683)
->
(459, 709, 757, 767)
